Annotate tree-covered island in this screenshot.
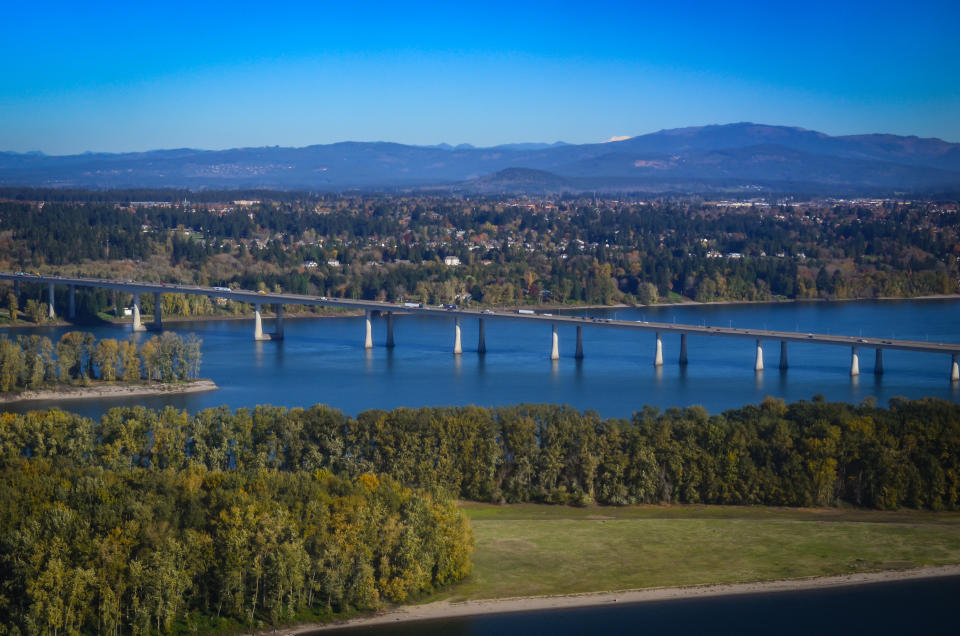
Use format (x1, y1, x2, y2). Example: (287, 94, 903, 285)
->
(0, 330, 211, 403)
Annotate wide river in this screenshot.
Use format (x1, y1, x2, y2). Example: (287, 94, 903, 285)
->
(3, 298, 959, 418)
(316, 575, 960, 636)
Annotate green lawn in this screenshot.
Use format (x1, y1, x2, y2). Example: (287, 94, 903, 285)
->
(437, 503, 960, 601)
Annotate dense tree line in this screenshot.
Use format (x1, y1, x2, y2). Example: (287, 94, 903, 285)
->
(1, 396, 958, 632)
(2, 397, 957, 511)
(0, 462, 471, 633)
(0, 331, 201, 392)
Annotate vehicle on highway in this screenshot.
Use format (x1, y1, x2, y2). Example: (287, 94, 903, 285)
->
(212, 286, 231, 292)
(517, 309, 535, 315)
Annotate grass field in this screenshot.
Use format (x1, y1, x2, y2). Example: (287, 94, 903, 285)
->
(437, 503, 960, 602)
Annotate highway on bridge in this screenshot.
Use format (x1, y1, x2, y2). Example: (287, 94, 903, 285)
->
(2, 272, 958, 379)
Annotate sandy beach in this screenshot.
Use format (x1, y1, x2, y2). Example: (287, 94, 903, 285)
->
(0, 378, 218, 404)
(264, 565, 960, 634)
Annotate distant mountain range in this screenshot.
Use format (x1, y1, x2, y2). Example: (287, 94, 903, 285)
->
(2, 123, 959, 194)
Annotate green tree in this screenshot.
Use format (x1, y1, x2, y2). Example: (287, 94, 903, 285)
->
(6, 292, 18, 321)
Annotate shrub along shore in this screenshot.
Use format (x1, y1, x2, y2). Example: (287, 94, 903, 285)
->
(1, 396, 959, 633)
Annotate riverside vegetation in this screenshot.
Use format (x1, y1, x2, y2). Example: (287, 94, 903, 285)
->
(0, 331, 202, 394)
(1, 397, 958, 633)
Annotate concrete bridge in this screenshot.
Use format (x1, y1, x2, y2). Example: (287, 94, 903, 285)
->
(3, 272, 959, 381)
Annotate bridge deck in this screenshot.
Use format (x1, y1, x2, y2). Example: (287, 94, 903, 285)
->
(2, 272, 957, 355)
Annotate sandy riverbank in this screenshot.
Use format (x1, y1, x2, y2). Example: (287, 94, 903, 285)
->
(0, 378, 218, 404)
(264, 565, 960, 634)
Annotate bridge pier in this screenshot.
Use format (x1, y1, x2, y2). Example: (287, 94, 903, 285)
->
(550, 324, 559, 361)
(274, 304, 284, 340)
(679, 334, 688, 365)
(478, 318, 486, 354)
(754, 339, 764, 371)
(779, 341, 788, 370)
(113, 289, 119, 317)
(453, 317, 462, 355)
(875, 348, 883, 375)
(364, 310, 373, 349)
(68, 285, 76, 319)
(654, 332, 663, 367)
(132, 293, 145, 331)
(254, 303, 282, 341)
(385, 311, 394, 348)
(850, 346, 860, 376)
(153, 292, 162, 330)
(254, 304, 264, 340)
(575, 325, 584, 360)
(13, 279, 19, 298)
(48, 283, 55, 319)
(952, 354, 959, 383)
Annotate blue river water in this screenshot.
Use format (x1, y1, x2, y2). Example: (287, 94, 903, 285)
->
(2, 298, 958, 418)
(315, 575, 960, 636)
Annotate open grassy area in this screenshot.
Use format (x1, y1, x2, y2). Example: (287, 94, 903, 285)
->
(438, 503, 960, 602)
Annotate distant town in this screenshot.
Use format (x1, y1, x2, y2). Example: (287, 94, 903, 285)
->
(1, 191, 956, 325)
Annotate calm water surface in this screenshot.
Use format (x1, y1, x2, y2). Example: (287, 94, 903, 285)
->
(3, 299, 959, 418)
(315, 575, 960, 636)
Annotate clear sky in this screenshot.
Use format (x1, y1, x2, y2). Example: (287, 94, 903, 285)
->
(1, 0, 957, 154)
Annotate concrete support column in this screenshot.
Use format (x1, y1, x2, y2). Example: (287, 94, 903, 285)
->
(113, 289, 119, 317)
(48, 283, 55, 319)
(952, 354, 959, 383)
(68, 285, 76, 319)
(550, 324, 559, 361)
(850, 346, 860, 376)
(653, 332, 663, 367)
(13, 279, 19, 298)
(153, 292, 162, 330)
(754, 339, 764, 371)
(453, 317, 462, 355)
(254, 304, 264, 340)
(779, 341, 788, 370)
(364, 310, 373, 349)
(132, 293, 144, 331)
(385, 311, 395, 348)
(477, 318, 486, 354)
(875, 348, 884, 375)
(679, 334, 688, 366)
(575, 325, 584, 360)
(274, 304, 284, 340)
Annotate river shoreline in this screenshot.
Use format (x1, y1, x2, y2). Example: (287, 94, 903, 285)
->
(0, 378, 218, 404)
(259, 565, 960, 634)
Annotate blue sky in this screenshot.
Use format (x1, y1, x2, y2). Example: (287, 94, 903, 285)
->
(1, 0, 957, 154)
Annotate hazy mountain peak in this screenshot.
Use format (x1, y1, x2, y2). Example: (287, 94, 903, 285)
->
(1, 123, 957, 193)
